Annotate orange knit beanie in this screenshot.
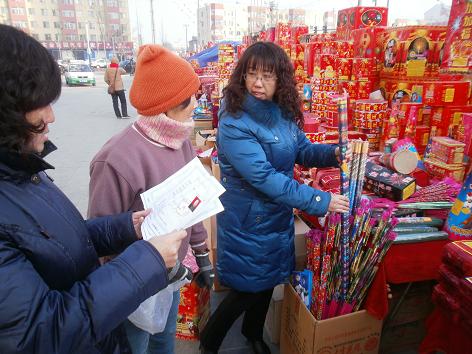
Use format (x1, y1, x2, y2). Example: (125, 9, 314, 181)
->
(130, 45, 200, 116)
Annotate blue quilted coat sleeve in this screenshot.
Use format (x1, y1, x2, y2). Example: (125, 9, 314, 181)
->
(0, 233, 168, 353)
(218, 118, 334, 216)
(295, 127, 339, 168)
(85, 211, 138, 257)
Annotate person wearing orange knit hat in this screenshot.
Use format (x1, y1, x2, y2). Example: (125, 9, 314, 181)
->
(88, 44, 214, 354)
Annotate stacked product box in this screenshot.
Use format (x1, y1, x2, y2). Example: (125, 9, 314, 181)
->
(380, 26, 447, 79)
(336, 6, 388, 41)
(424, 136, 466, 182)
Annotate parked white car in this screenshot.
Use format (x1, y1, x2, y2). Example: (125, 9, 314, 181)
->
(91, 58, 108, 68)
(64, 64, 96, 86)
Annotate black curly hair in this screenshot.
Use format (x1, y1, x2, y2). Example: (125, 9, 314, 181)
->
(0, 24, 61, 152)
(222, 41, 303, 128)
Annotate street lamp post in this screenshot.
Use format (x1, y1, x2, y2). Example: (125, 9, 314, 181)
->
(85, 22, 92, 66)
(150, 0, 156, 43)
(184, 24, 188, 53)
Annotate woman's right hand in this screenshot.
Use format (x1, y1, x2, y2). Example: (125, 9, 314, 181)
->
(328, 194, 350, 213)
(148, 230, 187, 268)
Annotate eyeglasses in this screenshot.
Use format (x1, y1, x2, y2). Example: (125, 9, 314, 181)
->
(244, 72, 277, 84)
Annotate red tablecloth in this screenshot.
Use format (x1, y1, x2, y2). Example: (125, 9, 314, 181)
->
(364, 240, 449, 319)
(419, 308, 472, 354)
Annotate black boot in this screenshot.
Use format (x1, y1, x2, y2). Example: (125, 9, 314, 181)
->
(249, 339, 271, 354)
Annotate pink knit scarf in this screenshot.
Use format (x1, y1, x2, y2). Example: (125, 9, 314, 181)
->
(134, 113, 194, 150)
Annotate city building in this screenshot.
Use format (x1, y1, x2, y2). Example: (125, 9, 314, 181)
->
(198, 2, 248, 45)
(197, 2, 307, 47)
(424, 2, 451, 25)
(0, 0, 132, 60)
(323, 10, 336, 31)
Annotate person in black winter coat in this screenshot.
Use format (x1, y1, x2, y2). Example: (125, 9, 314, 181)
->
(0, 24, 187, 354)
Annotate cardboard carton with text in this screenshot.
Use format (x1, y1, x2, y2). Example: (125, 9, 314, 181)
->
(280, 285, 382, 354)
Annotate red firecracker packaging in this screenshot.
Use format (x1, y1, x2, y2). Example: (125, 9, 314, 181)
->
(303, 113, 320, 133)
(336, 8, 351, 41)
(337, 6, 388, 40)
(266, 27, 276, 42)
(399, 102, 423, 126)
(176, 281, 210, 340)
(275, 22, 292, 44)
(259, 31, 266, 41)
(415, 125, 430, 154)
(336, 41, 354, 58)
(313, 54, 336, 78)
(381, 26, 447, 79)
(457, 113, 472, 161)
(423, 81, 471, 106)
(339, 80, 358, 98)
(350, 26, 387, 60)
(431, 105, 472, 136)
(335, 58, 353, 80)
(357, 81, 373, 99)
(440, 0, 472, 74)
(424, 158, 466, 182)
(352, 58, 377, 81)
(303, 43, 316, 77)
(291, 44, 305, 62)
(291, 25, 309, 44)
(431, 136, 466, 165)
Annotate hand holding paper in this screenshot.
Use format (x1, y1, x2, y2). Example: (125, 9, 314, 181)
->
(140, 157, 225, 240)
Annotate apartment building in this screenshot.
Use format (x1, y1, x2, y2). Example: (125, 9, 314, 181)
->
(0, 0, 132, 60)
(197, 2, 306, 47)
(198, 2, 248, 45)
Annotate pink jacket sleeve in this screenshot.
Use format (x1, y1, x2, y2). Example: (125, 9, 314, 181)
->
(88, 161, 137, 218)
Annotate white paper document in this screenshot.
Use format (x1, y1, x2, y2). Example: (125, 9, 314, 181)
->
(140, 157, 225, 240)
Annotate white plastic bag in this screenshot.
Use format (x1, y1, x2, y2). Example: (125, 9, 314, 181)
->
(128, 278, 189, 335)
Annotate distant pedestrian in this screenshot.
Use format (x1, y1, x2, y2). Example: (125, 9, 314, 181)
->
(105, 57, 129, 118)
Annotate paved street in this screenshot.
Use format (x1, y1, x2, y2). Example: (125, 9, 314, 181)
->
(46, 72, 280, 354)
(47, 71, 137, 216)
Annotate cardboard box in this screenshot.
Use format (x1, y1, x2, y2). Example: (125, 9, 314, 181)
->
(280, 284, 382, 354)
(192, 119, 213, 145)
(364, 161, 416, 201)
(195, 129, 216, 148)
(264, 284, 285, 344)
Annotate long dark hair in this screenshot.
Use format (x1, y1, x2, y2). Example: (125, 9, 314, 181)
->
(222, 41, 303, 128)
(0, 24, 62, 152)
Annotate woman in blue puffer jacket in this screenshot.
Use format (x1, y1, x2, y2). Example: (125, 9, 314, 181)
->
(0, 24, 187, 353)
(200, 42, 351, 354)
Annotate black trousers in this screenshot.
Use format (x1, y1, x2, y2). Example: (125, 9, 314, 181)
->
(111, 90, 128, 117)
(200, 287, 274, 351)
